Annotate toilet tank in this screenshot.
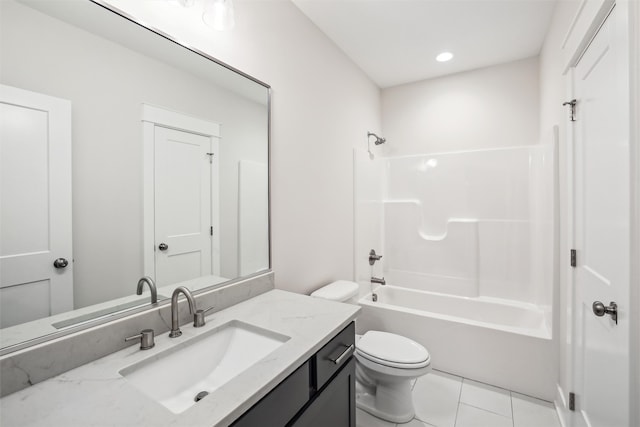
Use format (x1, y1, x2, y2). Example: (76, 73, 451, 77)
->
(310, 280, 359, 303)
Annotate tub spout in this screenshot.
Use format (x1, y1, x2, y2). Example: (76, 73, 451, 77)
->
(371, 276, 386, 286)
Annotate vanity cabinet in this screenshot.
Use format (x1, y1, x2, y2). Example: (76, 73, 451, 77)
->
(231, 322, 356, 427)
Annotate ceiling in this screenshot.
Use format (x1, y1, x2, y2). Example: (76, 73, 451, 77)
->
(292, 0, 558, 88)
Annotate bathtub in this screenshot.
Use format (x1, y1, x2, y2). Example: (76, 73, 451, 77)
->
(356, 285, 556, 400)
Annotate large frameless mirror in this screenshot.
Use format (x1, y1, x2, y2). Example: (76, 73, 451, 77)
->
(0, 0, 270, 352)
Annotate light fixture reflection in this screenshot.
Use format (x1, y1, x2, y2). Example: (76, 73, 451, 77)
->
(203, 0, 235, 31)
(436, 52, 454, 62)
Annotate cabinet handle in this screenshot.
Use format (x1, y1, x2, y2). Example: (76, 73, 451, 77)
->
(328, 344, 354, 365)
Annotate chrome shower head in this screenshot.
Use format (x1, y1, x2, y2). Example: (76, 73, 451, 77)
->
(368, 132, 386, 145)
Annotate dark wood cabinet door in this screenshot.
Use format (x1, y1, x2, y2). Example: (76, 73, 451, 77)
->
(289, 357, 356, 427)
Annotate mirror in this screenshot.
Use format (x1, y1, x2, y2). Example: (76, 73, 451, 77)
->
(0, 0, 270, 351)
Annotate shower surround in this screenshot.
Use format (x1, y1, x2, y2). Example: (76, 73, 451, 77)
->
(354, 144, 557, 399)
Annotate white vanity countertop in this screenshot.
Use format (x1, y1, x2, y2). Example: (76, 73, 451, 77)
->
(0, 289, 360, 427)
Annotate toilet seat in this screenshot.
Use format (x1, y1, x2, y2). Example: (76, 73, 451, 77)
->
(356, 331, 430, 369)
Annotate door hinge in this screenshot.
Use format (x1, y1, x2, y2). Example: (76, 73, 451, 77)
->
(569, 392, 576, 411)
(210, 226, 213, 236)
(570, 249, 577, 267)
(206, 152, 214, 164)
(563, 99, 577, 121)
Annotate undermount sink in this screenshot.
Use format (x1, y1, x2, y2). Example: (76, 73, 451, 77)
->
(119, 320, 290, 414)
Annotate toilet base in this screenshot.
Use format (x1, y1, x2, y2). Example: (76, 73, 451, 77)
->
(355, 379, 415, 424)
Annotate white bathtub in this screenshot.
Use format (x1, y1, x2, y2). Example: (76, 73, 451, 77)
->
(356, 285, 556, 400)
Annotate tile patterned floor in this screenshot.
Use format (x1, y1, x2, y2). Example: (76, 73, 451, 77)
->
(356, 370, 562, 427)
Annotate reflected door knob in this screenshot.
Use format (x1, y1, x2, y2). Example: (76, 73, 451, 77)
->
(53, 258, 69, 269)
(592, 301, 618, 324)
(158, 243, 168, 251)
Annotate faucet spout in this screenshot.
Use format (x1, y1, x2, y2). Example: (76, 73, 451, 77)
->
(371, 276, 386, 286)
(136, 276, 158, 304)
(169, 286, 196, 338)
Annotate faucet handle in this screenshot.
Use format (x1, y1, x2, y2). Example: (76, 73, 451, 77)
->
(125, 329, 155, 350)
(193, 305, 215, 328)
(369, 249, 383, 266)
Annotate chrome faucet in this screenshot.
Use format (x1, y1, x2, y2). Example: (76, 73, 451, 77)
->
(136, 276, 158, 304)
(371, 276, 386, 286)
(169, 286, 196, 338)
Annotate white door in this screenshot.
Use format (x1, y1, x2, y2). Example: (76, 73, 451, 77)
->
(571, 6, 630, 427)
(0, 84, 73, 328)
(154, 126, 214, 286)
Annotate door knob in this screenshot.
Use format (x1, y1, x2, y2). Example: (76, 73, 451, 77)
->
(592, 301, 618, 324)
(53, 258, 69, 269)
(158, 243, 168, 251)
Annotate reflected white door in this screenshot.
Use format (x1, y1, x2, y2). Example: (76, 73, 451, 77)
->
(572, 6, 630, 427)
(0, 84, 73, 328)
(154, 126, 215, 286)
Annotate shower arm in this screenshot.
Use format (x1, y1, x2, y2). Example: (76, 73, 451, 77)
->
(367, 132, 386, 145)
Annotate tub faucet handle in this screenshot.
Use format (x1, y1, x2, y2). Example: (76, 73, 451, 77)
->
(369, 249, 383, 265)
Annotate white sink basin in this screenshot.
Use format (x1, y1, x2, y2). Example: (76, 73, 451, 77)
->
(119, 320, 289, 414)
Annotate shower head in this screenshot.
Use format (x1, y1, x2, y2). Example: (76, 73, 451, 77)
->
(368, 132, 386, 145)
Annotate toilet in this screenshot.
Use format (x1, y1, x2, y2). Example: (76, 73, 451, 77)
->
(311, 280, 431, 423)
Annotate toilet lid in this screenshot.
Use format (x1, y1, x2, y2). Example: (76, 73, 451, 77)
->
(356, 331, 430, 367)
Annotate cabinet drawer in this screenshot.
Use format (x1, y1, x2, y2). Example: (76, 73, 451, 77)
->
(231, 360, 311, 427)
(314, 322, 355, 390)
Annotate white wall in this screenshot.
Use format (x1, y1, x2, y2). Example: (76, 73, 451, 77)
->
(381, 57, 540, 156)
(101, 0, 382, 295)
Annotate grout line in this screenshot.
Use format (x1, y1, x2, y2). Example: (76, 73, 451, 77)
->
(510, 391, 515, 427)
(453, 377, 464, 427)
(458, 402, 514, 420)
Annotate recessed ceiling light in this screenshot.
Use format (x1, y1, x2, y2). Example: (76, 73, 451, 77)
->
(436, 52, 454, 62)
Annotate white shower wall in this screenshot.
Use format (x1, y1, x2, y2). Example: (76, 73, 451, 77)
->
(355, 143, 555, 309)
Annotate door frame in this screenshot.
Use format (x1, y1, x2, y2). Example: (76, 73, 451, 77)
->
(561, 0, 639, 425)
(141, 104, 221, 281)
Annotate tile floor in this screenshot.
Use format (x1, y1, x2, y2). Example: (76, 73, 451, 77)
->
(356, 370, 562, 427)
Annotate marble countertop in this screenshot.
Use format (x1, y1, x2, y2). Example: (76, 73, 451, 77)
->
(0, 289, 360, 426)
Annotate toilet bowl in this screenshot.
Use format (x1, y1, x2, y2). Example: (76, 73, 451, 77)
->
(311, 280, 431, 423)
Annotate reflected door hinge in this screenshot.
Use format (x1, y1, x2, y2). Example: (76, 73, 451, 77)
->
(563, 99, 577, 121)
(569, 392, 576, 411)
(570, 249, 577, 267)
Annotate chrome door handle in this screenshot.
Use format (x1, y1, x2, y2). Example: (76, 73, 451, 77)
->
(592, 301, 618, 324)
(158, 243, 168, 251)
(53, 258, 69, 269)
